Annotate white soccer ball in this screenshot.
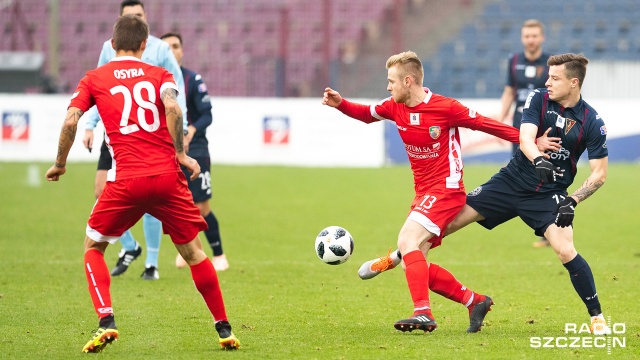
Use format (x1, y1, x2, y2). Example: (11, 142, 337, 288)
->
(314, 226, 354, 265)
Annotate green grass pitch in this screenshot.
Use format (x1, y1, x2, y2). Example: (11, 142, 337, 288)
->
(0, 162, 638, 359)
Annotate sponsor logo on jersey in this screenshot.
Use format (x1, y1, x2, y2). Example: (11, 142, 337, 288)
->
(546, 146, 570, 160)
(429, 126, 441, 139)
(263, 115, 289, 144)
(198, 83, 208, 93)
(600, 126, 607, 135)
(524, 65, 537, 78)
(555, 115, 566, 129)
(2, 111, 29, 141)
(468, 109, 476, 118)
(565, 119, 576, 135)
(409, 113, 420, 125)
(71, 91, 79, 99)
(602, 142, 607, 149)
(405, 143, 439, 159)
(397, 124, 407, 131)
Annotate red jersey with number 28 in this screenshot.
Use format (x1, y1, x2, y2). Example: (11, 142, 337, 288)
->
(69, 56, 180, 181)
(337, 89, 519, 194)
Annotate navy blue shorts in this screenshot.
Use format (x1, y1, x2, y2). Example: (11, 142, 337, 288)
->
(465, 172, 568, 237)
(181, 157, 212, 203)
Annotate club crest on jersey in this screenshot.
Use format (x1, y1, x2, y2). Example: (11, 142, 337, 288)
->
(565, 118, 576, 135)
(410, 113, 420, 125)
(429, 126, 441, 139)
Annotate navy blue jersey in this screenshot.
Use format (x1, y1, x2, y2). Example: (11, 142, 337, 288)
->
(182, 66, 212, 158)
(506, 52, 551, 127)
(502, 89, 608, 193)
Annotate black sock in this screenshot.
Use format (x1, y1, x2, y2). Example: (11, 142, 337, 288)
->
(203, 212, 223, 256)
(99, 314, 116, 328)
(563, 254, 602, 316)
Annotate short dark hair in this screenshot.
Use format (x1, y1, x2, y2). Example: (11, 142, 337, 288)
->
(548, 53, 589, 88)
(113, 14, 149, 52)
(160, 32, 183, 46)
(120, 0, 144, 15)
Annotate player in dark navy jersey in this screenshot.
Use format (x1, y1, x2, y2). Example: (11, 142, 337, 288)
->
(499, 19, 552, 247)
(360, 53, 612, 335)
(499, 19, 551, 154)
(161, 33, 230, 272)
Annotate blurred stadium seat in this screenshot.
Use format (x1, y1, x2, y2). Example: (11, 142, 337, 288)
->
(0, 0, 393, 96)
(423, 0, 640, 98)
(1, 0, 638, 97)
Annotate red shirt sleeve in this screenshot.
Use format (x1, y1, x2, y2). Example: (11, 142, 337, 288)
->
(159, 69, 179, 96)
(449, 99, 520, 143)
(68, 75, 95, 111)
(336, 99, 383, 124)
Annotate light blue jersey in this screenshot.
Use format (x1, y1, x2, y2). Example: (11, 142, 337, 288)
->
(84, 35, 187, 130)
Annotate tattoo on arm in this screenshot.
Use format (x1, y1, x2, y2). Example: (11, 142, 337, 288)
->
(572, 179, 604, 202)
(162, 88, 184, 153)
(173, 112, 184, 153)
(56, 109, 84, 164)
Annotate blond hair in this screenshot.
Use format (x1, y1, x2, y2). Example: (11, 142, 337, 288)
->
(548, 53, 589, 87)
(386, 51, 424, 85)
(522, 19, 545, 35)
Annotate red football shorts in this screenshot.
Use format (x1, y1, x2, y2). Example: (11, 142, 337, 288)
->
(86, 172, 207, 245)
(407, 189, 466, 249)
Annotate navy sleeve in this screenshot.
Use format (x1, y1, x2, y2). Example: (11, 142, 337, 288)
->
(586, 114, 608, 159)
(190, 74, 213, 132)
(521, 89, 543, 127)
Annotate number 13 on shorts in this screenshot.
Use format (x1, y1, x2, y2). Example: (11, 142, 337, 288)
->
(416, 194, 437, 212)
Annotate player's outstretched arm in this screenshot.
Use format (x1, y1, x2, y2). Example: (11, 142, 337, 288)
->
(162, 88, 200, 180)
(46, 107, 84, 181)
(322, 87, 342, 108)
(322, 87, 380, 123)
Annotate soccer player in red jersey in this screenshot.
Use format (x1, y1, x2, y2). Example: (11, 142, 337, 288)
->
(323, 51, 525, 333)
(45, 15, 239, 352)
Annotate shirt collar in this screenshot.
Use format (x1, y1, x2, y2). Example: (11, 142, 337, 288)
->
(110, 56, 143, 63)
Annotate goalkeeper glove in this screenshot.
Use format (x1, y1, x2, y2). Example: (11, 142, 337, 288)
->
(554, 197, 577, 227)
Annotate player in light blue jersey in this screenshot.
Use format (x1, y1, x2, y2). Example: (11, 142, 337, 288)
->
(81, 0, 188, 281)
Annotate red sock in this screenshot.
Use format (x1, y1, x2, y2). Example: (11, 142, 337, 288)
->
(403, 250, 432, 317)
(84, 249, 113, 318)
(189, 259, 228, 322)
(428, 263, 484, 307)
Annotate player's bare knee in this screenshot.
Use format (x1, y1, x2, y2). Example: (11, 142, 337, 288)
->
(195, 201, 209, 217)
(175, 238, 207, 265)
(554, 246, 577, 263)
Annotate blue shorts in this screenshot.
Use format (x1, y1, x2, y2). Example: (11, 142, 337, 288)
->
(465, 172, 568, 237)
(181, 157, 212, 203)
